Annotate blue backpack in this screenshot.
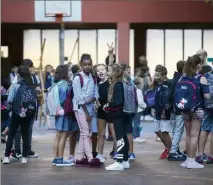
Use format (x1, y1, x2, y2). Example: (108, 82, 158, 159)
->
(13, 81, 37, 118)
(144, 89, 156, 108)
(175, 75, 201, 113)
(204, 72, 213, 112)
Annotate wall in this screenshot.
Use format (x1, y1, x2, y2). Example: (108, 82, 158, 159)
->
(2, 0, 213, 23)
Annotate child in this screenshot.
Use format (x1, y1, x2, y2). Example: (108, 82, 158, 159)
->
(9, 65, 18, 84)
(51, 65, 75, 167)
(168, 60, 186, 161)
(176, 55, 210, 169)
(72, 54, 101, 167)
(3, 66, 37, 164)
(44, 65, 54, 90)
(120, 64, 137, 160)
(104, 63, 129, 171)
(153, 65, 172, 159)
(196, 62, 213, 164)
(133, 77, 147, 143)
(95, 64, 117, 163)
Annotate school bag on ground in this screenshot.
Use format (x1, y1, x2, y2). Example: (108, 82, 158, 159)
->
(12, 81, 37, 118)
(144, 89, 156, 108)
(46, 81, 65, 116)
(205, 72, 213, 112)
(123, 82, 138, 114)
(174, 75, 201, 113)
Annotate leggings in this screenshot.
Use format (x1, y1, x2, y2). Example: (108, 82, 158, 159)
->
(113, 117, 129, 162)
(5, 113, 32, 158)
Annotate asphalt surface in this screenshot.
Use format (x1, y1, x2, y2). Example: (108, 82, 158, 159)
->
(1, 122, 213, 185)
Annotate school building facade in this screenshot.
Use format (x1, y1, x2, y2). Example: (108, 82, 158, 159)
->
(1, 0, 213, 79)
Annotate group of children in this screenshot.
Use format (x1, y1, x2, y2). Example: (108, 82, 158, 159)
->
(2, 49, 213, 171)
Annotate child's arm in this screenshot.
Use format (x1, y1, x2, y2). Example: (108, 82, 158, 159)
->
(81, 104, 92, 122)
(137, 89, 147, 110)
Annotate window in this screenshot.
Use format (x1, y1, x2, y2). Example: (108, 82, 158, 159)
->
(146, 30, 164, 77)
(1, 46, 9, 58)
(203, 30, 213, 66)
(79, 30, 97, 64)
(165, 30, 183, 78)
(184, 30, 202, 60)
(64, 30, 79, 64)
(24, 30, 41, 68)
(98, 29, 116, 64)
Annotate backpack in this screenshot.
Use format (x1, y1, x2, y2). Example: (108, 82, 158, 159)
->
(12, 81, 37, 118)
(205, 72, 213, 111)
(174, 75, 201, 113)
(74, 73, 97, 88)
(123, 82, 138, 114)
(46, 80, 65, 116)
(63, 84, 74, 115)
(158, 80, 173, 110)
(144, 89, 156, 108)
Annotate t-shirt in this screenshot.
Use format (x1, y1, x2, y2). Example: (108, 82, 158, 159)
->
(98, 78, 110, 107)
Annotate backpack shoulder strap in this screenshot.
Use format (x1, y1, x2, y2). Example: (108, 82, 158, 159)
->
(74, 73, 84, 88)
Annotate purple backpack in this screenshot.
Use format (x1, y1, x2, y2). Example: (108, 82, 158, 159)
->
(144, 89, 156, 108)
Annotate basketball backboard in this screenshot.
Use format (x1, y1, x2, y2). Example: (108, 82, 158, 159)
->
(34, 0, 82, 22)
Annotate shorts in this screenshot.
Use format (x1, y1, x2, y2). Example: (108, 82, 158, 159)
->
(91, 115, 98, 133)
(154, 119, 171, 133)
(182, 108, 204, 122)
(123, 113, 134, 134)
(97, 109, 108, 121)
(201, 112, 213, 132)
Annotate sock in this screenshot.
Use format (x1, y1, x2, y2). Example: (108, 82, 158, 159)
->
(188, 157, 195, 163)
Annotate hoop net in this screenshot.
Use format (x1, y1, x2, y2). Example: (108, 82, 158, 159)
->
(45, 13, 67, 22)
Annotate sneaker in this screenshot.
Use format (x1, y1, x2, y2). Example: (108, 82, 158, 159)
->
(206, 156, 213, 164)
(96, 154, 106, 163)
(140, 116, 144, 121)
(159, 149, 169, 159)
(105, 162, 124, 171)
(195, 155, 204, 163)
(92, 152, 98, 159)
(27, 151, 38, 158)
(203, 153, 208, 162)
(144, 115, 154, 121)
(56, 158, 74, 167)
(180, 160, 188, 168)
(168, 153, 186, 161)
(156, 137, 161, 142)
(129, 153, 136, 160)
(177, 148, 185, 157)
(89, 158, 102, 168)
(22, 157, 27, 164)
(134, 138, 146, 143)
(52, 158, 58, 166)
(75, 158, 89, 166)
(67, 155, 75, 163)
(187, 161, 204, 169)
(122, 161, 130, 169)
(10, 153, 20, 161)
(3, 157, 10, 164)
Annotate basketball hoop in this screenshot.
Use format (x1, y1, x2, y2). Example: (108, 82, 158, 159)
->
(45, 13, 67, 22)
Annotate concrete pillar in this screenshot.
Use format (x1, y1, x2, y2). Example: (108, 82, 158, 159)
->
(117, 22, 130, 65)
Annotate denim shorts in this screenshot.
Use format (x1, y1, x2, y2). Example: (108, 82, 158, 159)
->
(182, 108, 204, 122)
(201, 112, 213, 132)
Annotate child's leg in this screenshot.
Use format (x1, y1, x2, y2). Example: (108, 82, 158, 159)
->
(91, 116, 98, 156)
(113, 118, 125, 163)
(97, 119, 107, 155)
(123, 133, 129, 162)
(160, 120, 172, 150)
(125, 114, 134, 154)
(108, 123, 117, 152)
(58, 131, 68, 158)
(69, 130, 79, 156)
(54, 131, 60, 158)
(210, 132, 213, 157)
(133, 113, 141, 139)
(75, 111, 93, 161)
(162, 132, 171, 151)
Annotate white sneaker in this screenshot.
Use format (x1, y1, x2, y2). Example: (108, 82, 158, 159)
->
(122, 161, 130, 169)
(187, 161, 204, 169)
(22, 157, 28, 164)
(134, 138, 146, 143)
(96, 154, 106, 163)
(105, 162, 124, 171)
(180, 160, 188, 168)
(144, 115, 154, 121)
(140, 116, 144, 121)
(3, 157, 10, 164)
